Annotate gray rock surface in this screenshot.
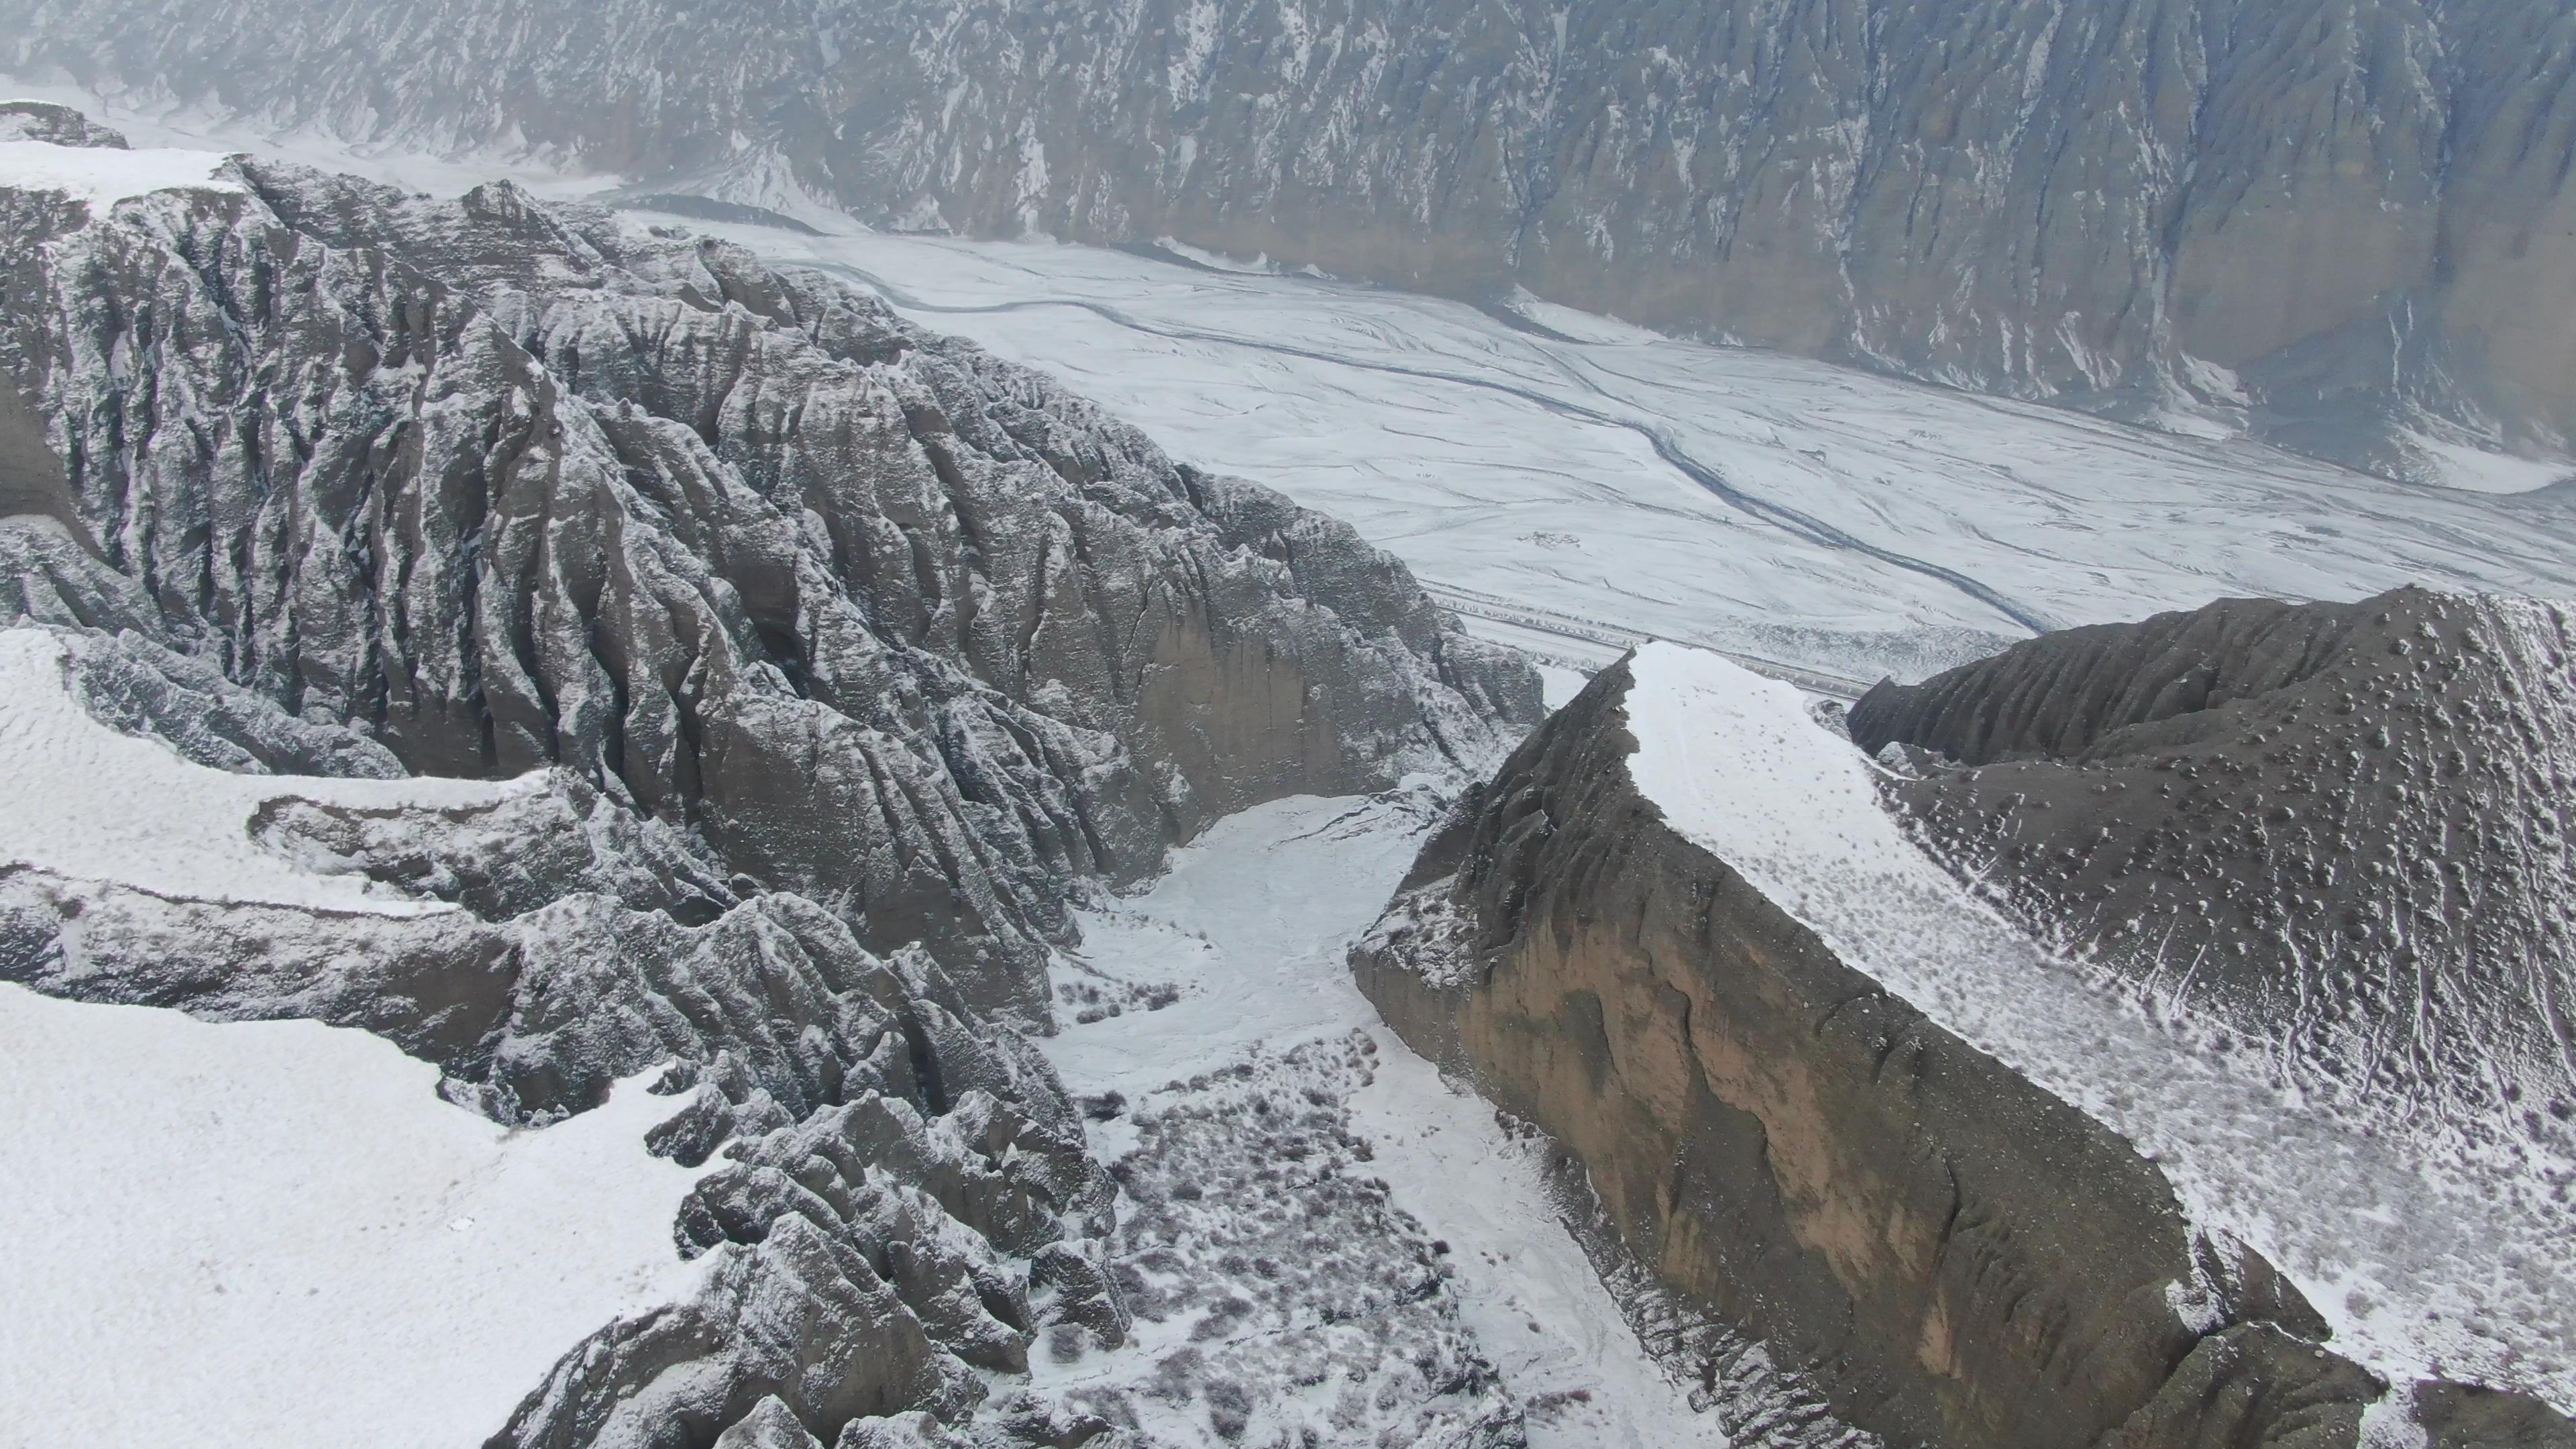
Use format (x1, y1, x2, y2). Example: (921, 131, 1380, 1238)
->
(0, 98, 126, 148)
(0, 153, 1536, 1022)
(0, 122, 1535, 1447)
(1849, 588, 2576, 1160)
(9, 0, 2576, 480)
(1353, 653, 2575, 1449)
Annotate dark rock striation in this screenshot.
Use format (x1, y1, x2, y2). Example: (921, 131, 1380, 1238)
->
(0, 126, 1535, 1446)
(1354, 653, 2576, 1449)
(10, 0, 2576, 479)
(0, 153, 1536, 1019)
(0, 97, 127, 148)
(1848, 587, 2576, 1158)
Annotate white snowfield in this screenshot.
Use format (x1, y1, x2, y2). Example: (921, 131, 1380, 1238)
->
(691, 229, 2576, 690)
(0, 983, 716, 1449)
(0, 628, 540, 913)
(0, 136, 237, 207)
(1621, 641, 2576, 1417)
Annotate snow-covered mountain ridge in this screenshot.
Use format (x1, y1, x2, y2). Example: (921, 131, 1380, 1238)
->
(7, 0, 2576, 484)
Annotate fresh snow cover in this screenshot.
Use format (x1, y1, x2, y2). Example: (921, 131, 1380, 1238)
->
(1619, 641, 2576, 1414)
(0, 136, 238, 207)
(0, 628, 541, 913)
(1043, 792, 1730, 1447)
(656, 225, 2576, 689)
(0, 981, 716, 1449)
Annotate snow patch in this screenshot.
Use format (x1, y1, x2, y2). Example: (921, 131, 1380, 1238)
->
(1536, 663, 1593, 711)
(0, 981, 718, 1448)
(0, 627, 541, 912)
(0, 136, 237, 207)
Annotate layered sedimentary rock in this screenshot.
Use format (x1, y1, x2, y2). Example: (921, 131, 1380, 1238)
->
(1354, 648, 2573, 1449)
(0, 131, 1535, 1446)
(9, 0, 2576, 480)
(1848, 587, 2576, 1158)
(0, 151, 1534, 1018)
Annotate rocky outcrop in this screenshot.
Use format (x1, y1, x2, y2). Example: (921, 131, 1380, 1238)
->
(0, 98, 126, 148)
(1354, 653, 2575, 1449)
(9, 0, 2576, 480)
(0, 152, 1536, 1021)
(1848, 587, 2576, 1156)
(0, 128, 1535, 1446)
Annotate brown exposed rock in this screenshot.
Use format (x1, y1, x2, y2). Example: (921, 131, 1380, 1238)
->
(1355, 656, 2575, 1449)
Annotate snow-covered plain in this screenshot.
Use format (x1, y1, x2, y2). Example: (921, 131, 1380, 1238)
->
(1623, 641, 2576, 1417)
(1043, 792, 1733, 1447)
(0, 984, 715, 1449)
(687, 233, 2576, 690)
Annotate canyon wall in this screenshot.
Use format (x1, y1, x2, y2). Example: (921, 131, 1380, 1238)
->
(11, 0, 2576, 480)
(1354, 652, 2574, 1448)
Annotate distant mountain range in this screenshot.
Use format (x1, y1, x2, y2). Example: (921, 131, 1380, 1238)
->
(9, 0, 2576, 486)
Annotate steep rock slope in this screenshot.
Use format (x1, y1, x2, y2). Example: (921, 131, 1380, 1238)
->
(1847, 588, 2576, 1166)
(9, 0, 2576, 481)
(1354, 647, 2575, 1449)
(0, 148, 1535, 1017)
(0, 131, 1535, 1446)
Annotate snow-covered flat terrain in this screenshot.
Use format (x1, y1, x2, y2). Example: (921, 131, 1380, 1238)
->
(690, 233, 2576, 688)
(0, 984, 714, 1449)
(1624, 642, 2576, 1415)
(1043, 792, 1735, 1447)
(0, 136, 236, 206)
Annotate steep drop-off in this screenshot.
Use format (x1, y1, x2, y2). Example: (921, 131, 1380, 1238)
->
(1354, 647, 2575, 1449)
(9, 0, 2576, 481)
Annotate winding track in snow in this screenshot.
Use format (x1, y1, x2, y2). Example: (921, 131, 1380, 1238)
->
(796, 258, 2059, 636)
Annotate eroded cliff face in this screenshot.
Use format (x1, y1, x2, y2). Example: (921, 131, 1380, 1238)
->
(9, 0, 2576, 481)
(0, 156, 1536, 1018)
(1353, 654, 2573, 1449)
(0, 136, 1536, 1446)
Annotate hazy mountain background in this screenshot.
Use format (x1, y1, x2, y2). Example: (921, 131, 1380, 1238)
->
(9, 0, 2575, 486)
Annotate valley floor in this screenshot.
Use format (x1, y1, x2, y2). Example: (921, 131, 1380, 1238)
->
(1037, 790, 1741, 1447)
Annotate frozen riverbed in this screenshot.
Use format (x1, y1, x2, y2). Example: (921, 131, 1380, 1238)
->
(1039, 790, 1743, 1448)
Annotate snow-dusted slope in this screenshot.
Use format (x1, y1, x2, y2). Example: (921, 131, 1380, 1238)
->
(1038, 792, 1742, 1447)
(1622, 642, 2574, 1414)
(0, 629, 536, 913)
(0, 985, 712, 1448)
